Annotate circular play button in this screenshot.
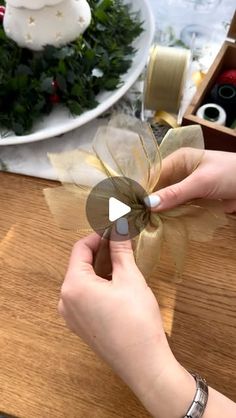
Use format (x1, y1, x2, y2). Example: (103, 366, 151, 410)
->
(86, 177, 150, 241)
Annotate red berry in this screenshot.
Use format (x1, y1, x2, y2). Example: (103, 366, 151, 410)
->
(51, 80, 58, 92)
(0, 5, 5, 23)
(49, 94, 60, 104)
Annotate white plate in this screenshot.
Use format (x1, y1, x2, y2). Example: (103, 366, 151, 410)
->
(0, 0, 154, 146)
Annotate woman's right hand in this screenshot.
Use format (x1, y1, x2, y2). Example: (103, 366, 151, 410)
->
(145, 149, 236, 214)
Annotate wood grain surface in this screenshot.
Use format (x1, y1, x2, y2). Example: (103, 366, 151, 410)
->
(0, 172, 235, 418)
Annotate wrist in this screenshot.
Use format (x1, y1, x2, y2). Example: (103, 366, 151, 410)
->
(130, 351, 196, 418)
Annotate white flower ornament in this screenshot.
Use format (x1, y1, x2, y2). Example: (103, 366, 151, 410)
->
(3, 0, 92, 50)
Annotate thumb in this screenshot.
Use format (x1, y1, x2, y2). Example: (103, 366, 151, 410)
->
(109, 218, 135, 271)
(145, 172, 202, 211)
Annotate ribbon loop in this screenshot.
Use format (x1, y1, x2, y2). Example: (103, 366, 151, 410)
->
(44, 114, 227, 280)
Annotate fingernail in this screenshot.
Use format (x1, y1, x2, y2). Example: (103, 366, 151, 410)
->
(116, 218, 129, 236)
(144, 194, 161, 208)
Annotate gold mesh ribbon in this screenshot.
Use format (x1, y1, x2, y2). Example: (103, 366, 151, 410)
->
(44, 114, 227, 280)
(144, 45, 191, 114)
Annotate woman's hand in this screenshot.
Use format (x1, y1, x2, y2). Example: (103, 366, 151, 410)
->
(58, 225, 195, 418)
(59, 224, 236, 417)
(145, 149, 236, 214)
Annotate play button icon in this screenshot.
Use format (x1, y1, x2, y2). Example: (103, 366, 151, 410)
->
(86, 176, 149, 241)
(109, 198, 131, 222)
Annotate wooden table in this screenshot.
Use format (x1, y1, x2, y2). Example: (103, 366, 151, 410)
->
(0, 172, 235, 418)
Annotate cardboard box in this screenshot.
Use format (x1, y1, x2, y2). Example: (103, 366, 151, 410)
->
(183, 11, 236, 152)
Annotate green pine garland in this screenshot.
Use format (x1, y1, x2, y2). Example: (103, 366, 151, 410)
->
(0, 0, 143, 136)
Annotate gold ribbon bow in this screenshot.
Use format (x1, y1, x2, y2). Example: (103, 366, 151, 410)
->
(44, 114, 227, 280)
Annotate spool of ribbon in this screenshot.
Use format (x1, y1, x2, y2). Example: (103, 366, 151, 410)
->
(210, 83, 236, 126)
(231, 119, 236, 130)
(144, 45, 191, 114)
(196, 103, 226, 126)
(217, 84, 236, 100)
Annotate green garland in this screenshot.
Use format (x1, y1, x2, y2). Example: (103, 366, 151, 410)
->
(0, 0, 143, 136)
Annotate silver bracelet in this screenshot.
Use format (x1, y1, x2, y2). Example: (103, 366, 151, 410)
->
(183, 373, 209, 418)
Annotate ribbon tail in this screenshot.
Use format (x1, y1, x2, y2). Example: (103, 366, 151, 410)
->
(162, 217, 188, 283)
(134, 215, 164, 278)
(44, 185, 91, 232)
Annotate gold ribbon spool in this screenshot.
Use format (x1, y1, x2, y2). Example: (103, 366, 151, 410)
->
(144, 45, 191, 114)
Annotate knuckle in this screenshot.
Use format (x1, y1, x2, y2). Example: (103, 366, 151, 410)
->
(172, 147, 191, 161)
(77, 262, 93, 275)
(60, 283, 71, 302)
(192, 170, 211, 196)
(60, 278, 86, 303)
(176, 147, 189, 157)
(181, 146, 194, 154)
(112, 242, 133, 255)
(60, 280, 77, 302)
(163, 186, 181, 202)
(72, 239, 83, 253)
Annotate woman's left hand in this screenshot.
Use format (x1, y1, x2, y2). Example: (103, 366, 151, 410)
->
(58, 225, 195, 418)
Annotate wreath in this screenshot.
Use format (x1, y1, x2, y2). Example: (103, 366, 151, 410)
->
(0, 0, 142, 136)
